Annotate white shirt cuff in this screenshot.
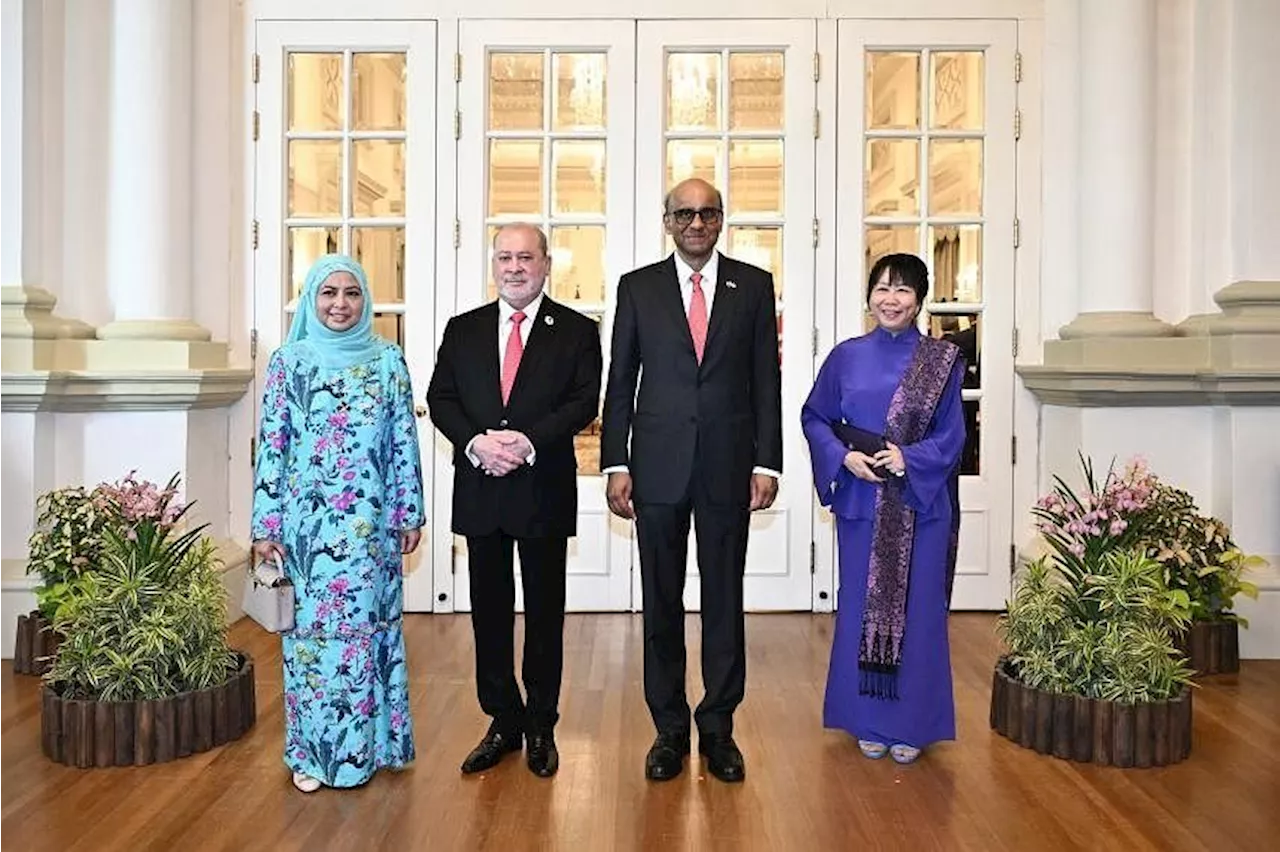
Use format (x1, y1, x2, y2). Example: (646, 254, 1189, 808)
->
(601, 465, 629, 476)
(465, 435, 482, 468)
(753, 466, 781, 478)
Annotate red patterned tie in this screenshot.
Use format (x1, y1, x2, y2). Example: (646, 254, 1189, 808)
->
(688, 272, 708, 363)
(501, 311, 526, 405)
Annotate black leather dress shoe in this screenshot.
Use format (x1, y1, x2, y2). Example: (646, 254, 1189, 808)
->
(461, 728, 522, 774)
(526, 732, 559, 778)
(645, 733, 690, 781)
(699, 734, 745, 782)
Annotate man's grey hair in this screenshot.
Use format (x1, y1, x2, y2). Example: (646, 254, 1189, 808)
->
(491, 222, 549, 256)
(663, 184, 724, 214)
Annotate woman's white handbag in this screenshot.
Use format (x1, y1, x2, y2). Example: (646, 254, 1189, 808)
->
(242, 551, 295, 633)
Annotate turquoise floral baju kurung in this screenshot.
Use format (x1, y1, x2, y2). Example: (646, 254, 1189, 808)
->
(251, 257, 424, 788)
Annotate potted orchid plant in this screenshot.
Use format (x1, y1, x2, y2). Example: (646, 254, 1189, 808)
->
(992, 454, 1195, 768)
(29, 472, 256, 767)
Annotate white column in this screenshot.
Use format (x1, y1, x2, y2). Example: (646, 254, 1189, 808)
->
(1205, 0, 1280, 336)
(1, 0, 33, 291)
(1228, 0, 1280, 287)
(1, 0, 90, 348)
(2, 2, 68, 628)
(97, 0, 209, 341)
(1060, 0, 1174, 339)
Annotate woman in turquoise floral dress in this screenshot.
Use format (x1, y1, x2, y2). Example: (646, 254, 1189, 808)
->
(251, 254, 425, 792)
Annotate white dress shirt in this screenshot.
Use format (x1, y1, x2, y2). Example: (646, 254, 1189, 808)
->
(674, 250, 720, 318)
(603, 254, 779, 481)
(466, 293, 545, 468)
(497, 292, 543, 362)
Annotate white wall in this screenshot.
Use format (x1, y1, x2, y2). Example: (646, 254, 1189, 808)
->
(5, 0, 1278, 652)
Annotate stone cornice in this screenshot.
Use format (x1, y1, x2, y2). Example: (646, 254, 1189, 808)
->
(1025, 281, 1280, 407)
(1016, 365, 1280, 406)
(1, 369, 253, 412)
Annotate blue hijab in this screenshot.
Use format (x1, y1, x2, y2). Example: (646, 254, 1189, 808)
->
(286, 254, 386, 369)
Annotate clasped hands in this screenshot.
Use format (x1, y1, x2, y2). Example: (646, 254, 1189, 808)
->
(473, 429, 534, 476)
(842, 443, 905, 484)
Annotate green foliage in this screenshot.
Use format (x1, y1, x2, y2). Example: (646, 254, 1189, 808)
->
(1140, 482, 1264, 624)
(43, 476, 236, 701)
(999, 550, 1195, 704)
(1031, 452, 1266, 629)
(25, 486, 111, 619)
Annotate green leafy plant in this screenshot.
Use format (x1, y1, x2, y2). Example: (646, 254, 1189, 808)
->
(1140, 482, 1264, 624)
(999, 550, 1194, 703)
(25, 485, 111, 619)
(44, 474, 236, 701)
(1031, 453, 1265, 628)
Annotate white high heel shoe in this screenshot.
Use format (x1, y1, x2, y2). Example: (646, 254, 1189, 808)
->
(292, 771, 322, 792)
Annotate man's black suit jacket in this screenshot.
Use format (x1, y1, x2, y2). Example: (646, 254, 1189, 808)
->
(426, 297, 602, 539)
(601, 253, 783, 506)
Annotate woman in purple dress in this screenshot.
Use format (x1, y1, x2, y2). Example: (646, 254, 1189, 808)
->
(801, 253, 966, 764)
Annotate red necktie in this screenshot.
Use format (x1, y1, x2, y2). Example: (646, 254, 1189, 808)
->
(688, 272, 708, 363)
(501, 311, 526, 405)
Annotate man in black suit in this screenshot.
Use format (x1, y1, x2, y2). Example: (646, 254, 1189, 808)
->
(426, 223, 602, 778)
(601, 178, 783, 783)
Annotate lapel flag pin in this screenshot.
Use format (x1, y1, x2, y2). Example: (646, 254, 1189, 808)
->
(725, 280, 737, 289)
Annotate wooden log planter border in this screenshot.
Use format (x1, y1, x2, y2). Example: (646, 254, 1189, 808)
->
(989, 658, 1192, 768)
(1177, 620, 1240, 676)
(40, 652, 256, 767)
(12, 611, 60, 676)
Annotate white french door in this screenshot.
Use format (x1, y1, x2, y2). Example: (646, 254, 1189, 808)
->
(250, 15, 1020, 615)
(253, 21, 438, 611)
(635, 20, 818, 612)
(450, 20, 637, 612)
(834, 20, 1018, 610)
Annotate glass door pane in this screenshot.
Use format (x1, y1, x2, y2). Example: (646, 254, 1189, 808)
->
(836, 19, 1018, 612)
(282, 47, 410, 345)
(457, 20, 636, 614)
(861, 46, 987, 472)
(638, 21, 817, 613)
(255, 21, 437, 612)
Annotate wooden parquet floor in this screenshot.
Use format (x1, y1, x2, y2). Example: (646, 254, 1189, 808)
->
(3, 612, 1278, 851)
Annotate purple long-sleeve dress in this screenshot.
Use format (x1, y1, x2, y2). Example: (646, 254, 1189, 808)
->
(801, 325, 966, 749)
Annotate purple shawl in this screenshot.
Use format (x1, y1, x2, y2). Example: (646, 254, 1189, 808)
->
(859, 335, 960, 699)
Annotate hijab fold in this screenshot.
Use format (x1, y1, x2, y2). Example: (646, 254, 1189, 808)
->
(286, 254, 385, 369)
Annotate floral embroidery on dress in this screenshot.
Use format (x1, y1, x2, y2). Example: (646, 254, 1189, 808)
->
(252, 343, 424, 788)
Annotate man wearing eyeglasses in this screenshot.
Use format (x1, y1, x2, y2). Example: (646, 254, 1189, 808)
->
(601, 178, 783, 784)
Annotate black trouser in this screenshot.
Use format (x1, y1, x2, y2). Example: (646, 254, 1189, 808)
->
(467, 533, 567, 735)
(634, 478, 750, 740)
